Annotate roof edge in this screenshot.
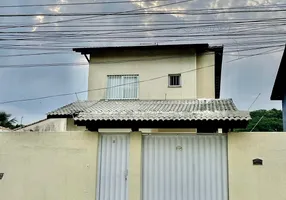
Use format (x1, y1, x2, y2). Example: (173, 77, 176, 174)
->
(271, 45, 286, 100)
(73, 43, 213, 54)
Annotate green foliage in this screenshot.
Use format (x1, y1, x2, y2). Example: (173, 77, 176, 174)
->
(0, 112, 22, 129)
(235, 109, 283, 132)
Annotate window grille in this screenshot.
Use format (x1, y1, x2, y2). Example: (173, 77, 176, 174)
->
(107, 75, 139, 99)
(168, 74, 181, 87)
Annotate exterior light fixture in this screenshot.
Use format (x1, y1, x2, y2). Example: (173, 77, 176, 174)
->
(0, 173, 4, 180)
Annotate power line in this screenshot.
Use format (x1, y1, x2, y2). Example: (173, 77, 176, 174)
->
(1, 19, 285, 34)
(248, 93, 261, 110)
(0, 16, 284, 45)
(0, 62, 87, 69)
(0, 48, 281, 104)
(250, 116, 264, 132)
(0, 0, 193, 30)
(0, 0, 172, 8)
(1, 32, 285, 42)
(0, 1, 284, 8)
(0, 43, 282, 58)
(1, 9, 286, 17)
(1, 22, 285, 37)
(0, 44, 284, 67)
(1, 34, 285, 45)
(1, 16, 277, 28)
(0, 43, 284, 53)
(0, 63, 223, 104)
(0, 51, 71, 58)
(2, 33, 283, 43)
(0, 8, 284, 58)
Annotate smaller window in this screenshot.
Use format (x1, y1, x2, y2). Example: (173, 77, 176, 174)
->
(168, 74, 181, 87)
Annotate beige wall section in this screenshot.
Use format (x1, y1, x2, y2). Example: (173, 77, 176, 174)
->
(16, 118, 67, 132)
(196, 51, 215, 98)
(66, 118, 86, 131)
(228, 132, 286, 200)
(0, 131, 99, 200)
(88, 49, 197, 100)
(128, 131, 142, 200)
(17, 119, 86, 132)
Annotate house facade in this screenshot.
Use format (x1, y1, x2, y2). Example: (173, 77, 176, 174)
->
(49, 44, 248, 132)
(44, 44, 250, 200)
(2, 44, 286, 200)
(0, 44, 255, 200)
(80, 44, 222, 101)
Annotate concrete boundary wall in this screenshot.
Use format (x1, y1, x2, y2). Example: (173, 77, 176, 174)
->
(0, 131, 99, 200)
(228, 132, 286, 200)
(2, 131, 286, 200)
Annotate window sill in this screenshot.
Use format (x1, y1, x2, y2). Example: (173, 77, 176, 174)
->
(168, 85, 182, 88)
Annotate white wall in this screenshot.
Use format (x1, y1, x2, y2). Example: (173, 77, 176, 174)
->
(88, 48, 197, 100)
(0, 131, 99, 200)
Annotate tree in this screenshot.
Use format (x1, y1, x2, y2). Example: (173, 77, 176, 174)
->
(0, 112, 17, 129)
(235, 109, 283, 132)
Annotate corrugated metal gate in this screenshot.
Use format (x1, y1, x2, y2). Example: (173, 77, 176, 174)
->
(142, 135, 228, 200)
(97, 134, 129, 200)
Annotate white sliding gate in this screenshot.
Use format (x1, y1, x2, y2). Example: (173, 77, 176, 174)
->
(97, 134, 129, 200)
(143, 134, 228, 200)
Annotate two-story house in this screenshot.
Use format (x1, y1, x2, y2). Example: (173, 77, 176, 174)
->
(46, 43, 250, 200)
(48, 43, 249, 131)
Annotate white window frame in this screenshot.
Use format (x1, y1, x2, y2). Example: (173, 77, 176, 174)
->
(106, 75, 139, 100)
(168, 74, 181, 87)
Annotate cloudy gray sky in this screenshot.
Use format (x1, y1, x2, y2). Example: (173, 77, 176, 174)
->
(0, 0, 285, 124)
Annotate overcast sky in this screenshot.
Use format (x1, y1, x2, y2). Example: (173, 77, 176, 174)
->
(0, 0, 285, 125)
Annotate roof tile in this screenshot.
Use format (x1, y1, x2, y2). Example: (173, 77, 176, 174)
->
(47, 101, 98, 117)
(70, 99, 251, 122)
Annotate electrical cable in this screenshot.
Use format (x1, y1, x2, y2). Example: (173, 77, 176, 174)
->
(0, 47, 282, 104)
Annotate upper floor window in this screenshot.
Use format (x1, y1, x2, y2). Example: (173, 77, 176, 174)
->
(107, 75, 139, 100)
(168, 74, 181, 87)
